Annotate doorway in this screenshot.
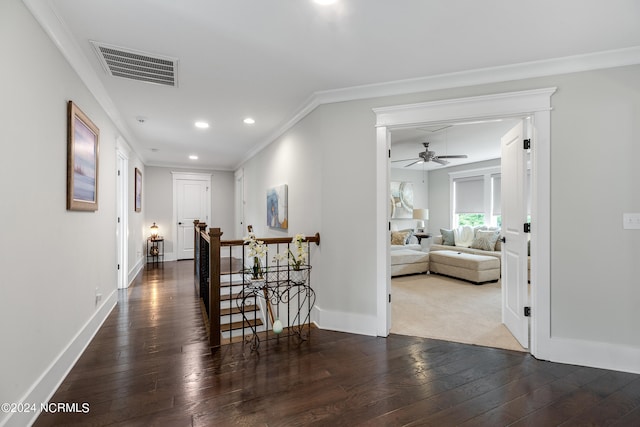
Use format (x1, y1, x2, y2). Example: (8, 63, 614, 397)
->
(172, 172, 211, 260)
(116, 147, 129, 289)
(388, 118, 528, 351)
(373, 88, 556, 359)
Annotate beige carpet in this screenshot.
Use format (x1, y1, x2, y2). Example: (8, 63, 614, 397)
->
(391, 273, 526, 352)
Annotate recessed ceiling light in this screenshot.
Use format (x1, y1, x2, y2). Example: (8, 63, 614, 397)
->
(314, 0, 337, 5)
(189, 155, 198, 160)
(194, 121, 209, 129)
(243, 118, 255, 125)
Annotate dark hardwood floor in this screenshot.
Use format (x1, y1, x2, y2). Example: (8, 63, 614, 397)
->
(35, 261, 640, 426)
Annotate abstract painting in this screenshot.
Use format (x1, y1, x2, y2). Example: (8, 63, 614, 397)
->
(390, 181, 414, 219)
(267, 184, 288, 229)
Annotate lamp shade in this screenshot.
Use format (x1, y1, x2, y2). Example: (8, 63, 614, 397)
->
(412, 208, 429, 220)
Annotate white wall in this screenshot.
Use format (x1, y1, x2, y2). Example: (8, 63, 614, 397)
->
(0, 1, 143, 425)
(239, 65, 640, 370)
(145, 167, 235, 259)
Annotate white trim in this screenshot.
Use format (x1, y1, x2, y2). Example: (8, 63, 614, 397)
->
(373, 88, 556, 128)
(317, 46, 640, 106)
(23, 2, 640, 172)
(128, 256, 145, 285)
(2, 290, 117, 427)
(116, 147, 129, 289)
(539, 337, 640, 375)
(236, 47, 640, 168)
(373, 88, 556, 364)
(22, 0, 144, 164)
(313, 305, 378, 337)
(375, 127, 391, 336)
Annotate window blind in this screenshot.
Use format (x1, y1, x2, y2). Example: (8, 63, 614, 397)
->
(454, 177, 484, 214)
(492, 174, 501, 215)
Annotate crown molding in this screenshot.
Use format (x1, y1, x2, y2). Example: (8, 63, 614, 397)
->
(235, 46, 640, 170)
(21, 0, 639, 171)
(22, 0, 146, 164)
(316, 46, 640, 105)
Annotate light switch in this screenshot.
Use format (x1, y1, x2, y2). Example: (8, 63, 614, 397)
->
(623, 213, 640, 229)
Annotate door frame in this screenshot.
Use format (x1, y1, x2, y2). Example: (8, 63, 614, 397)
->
(235, 168, 245, 239)
(172, 172, 212, 260)
(116, 143, 129, 289)
(373, 87, 556, 360)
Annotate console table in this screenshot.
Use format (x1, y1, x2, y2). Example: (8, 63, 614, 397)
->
(146, 237, 164, 265)
(236, 265, 314, 350)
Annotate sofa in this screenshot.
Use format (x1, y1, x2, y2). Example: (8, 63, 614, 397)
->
(390, 229, 429, 276)
(430, 226, 531, 282)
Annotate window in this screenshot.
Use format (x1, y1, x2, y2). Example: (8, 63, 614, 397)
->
(491, 174, 501, 227)
(450, 166, 501, 228)
(454, 176, 485, 227)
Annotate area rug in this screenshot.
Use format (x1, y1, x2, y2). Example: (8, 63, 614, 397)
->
(391, 273, 526, 352)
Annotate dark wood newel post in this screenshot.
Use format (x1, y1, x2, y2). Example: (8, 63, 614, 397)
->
(193, 220, 200, 276)
(209, 227, 223, 349)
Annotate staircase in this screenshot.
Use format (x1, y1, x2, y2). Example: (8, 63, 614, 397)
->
(219, 272, 266, 341)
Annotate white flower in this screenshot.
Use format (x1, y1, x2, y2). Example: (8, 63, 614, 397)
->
(272, 233, 308, 269)
(244, 233, 267, 259)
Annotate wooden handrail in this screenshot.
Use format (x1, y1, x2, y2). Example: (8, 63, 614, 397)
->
(219, 233, 320, 247)
(194, 222, 320, 351)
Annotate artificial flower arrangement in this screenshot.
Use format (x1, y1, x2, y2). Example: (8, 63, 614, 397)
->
(273, 233, 307, 270)
(244, 232, 267, 279)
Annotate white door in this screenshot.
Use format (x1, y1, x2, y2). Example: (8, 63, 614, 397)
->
(175, 176, 210, 260)
(501, 120, 530, 348)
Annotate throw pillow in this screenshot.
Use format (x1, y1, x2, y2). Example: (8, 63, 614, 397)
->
(440, 228, 455, 246)
(399, 229, 415, 244)
(470, 230, 500, 251)
(391, 231, 410, 246)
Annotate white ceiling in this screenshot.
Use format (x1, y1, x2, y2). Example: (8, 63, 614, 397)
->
(27, 0, 640, 170)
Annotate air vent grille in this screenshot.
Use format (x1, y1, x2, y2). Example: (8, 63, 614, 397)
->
(91, 42, 178, 87)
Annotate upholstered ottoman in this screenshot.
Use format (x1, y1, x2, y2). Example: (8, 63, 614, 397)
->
(429, 250, 500, 284)
(391, 249, 429, 277)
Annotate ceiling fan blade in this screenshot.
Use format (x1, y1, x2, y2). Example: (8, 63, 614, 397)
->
(432, 158, 449, 165)
(404, 160, 424, 167)
(391, 158, 420, 163)
(436, 154, 468, 159)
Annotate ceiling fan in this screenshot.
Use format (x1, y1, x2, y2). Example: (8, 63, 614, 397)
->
(392, 142, 468, 167)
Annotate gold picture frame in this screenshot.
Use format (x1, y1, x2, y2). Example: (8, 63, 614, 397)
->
(67, 101, 99, 211)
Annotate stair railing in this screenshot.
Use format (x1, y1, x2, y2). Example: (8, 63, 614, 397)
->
(194, 221, 320, 350)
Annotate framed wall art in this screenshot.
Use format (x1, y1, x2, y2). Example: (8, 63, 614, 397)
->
(267, 184, 288, 229)
(135, 167, 142, 212)
(390, 181, 414, 219)
(67, 101, 99, 211)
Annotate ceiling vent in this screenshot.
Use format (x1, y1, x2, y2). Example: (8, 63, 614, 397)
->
(91, 41, 178, 87)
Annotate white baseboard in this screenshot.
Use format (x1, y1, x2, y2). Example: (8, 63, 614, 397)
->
(313, 305, 377, 337)
(1, 291, 117, 427)
(536, 336, 640, 375)
(128, 257, 145, 285)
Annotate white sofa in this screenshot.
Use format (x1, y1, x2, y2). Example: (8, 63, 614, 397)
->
(430, 229, 531, 282)
(390, 230, 429, 276)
